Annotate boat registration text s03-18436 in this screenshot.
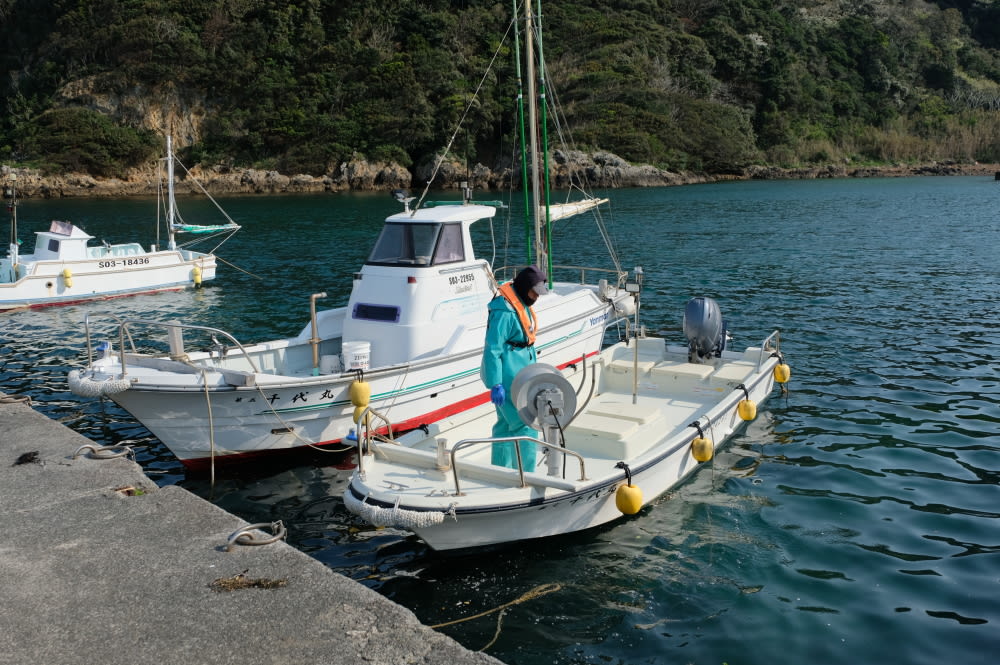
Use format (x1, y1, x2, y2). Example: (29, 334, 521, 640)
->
(98, 257, 152, 269)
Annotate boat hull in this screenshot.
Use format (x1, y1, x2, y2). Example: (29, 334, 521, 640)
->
(73, 284, 624, 470)
(0, 251, 215, 310)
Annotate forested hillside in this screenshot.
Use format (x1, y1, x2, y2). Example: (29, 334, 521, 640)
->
(2, 0, 1000, 179)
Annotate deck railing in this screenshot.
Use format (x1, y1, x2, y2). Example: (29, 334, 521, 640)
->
(447, 436, 588, 495)
(494, 263, 627, 288)
(82, 313, 260, 376)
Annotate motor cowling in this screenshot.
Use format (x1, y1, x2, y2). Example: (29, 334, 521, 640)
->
(683, 297, 727, 362)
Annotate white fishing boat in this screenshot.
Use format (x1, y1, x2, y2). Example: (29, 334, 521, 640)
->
(0, 136, 240, 312)
(68, 191, 635, 470)
(344, 295, 791, 551)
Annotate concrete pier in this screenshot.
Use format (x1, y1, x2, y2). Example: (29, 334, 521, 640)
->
(0, 394, 501, 665)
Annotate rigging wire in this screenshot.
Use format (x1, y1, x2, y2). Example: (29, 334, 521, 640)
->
(413, 16, 518, 215)
(537, 52, 623, 274)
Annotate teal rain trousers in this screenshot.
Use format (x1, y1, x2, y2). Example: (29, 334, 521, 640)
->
(480, 294, 538, 470)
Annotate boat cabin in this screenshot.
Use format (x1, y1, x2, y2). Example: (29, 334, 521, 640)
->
(30, 221, 94, 261)
(343, 203, 498, 368)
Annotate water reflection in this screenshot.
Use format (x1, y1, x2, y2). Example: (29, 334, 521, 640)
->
(4, 181, 1000, 664)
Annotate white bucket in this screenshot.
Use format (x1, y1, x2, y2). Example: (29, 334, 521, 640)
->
(341, 341, 371, 371)
(319, 354, 341, 375)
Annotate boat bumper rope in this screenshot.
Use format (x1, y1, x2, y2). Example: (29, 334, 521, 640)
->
(226, 521, 287, 551)
(343, 489, 453, 529)
(68, 370, 132, 398)
(72, 443, 135, 461)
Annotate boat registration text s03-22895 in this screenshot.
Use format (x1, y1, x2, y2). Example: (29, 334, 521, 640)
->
(448, 272, 474, 285)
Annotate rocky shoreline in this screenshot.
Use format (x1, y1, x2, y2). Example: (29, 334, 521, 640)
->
(3, 150, 998, 199)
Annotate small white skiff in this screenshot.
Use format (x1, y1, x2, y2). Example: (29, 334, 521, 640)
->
(344, 296, 790, 551)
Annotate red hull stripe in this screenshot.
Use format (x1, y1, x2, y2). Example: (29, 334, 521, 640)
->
(2, 286, 188, 311)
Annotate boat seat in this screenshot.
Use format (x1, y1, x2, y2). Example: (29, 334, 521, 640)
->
(567, 413, 636, 443)
(565, 413, 637, 459)
(586, 401, 661, 425)
(710, 361, 757, 385)
(648, 360, 714, 390)
(565, 400, 666, 459)
(607, 357, 657, 374)
(606, 340, 663, 373)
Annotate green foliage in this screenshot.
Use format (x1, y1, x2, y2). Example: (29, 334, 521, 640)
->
(19, 108, 158, 176)
(1, 0, 999, 176)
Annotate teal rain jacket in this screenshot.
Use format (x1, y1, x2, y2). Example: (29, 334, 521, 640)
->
(481, 292, 539, 469)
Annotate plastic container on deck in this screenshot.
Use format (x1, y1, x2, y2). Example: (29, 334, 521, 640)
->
(320, 354, 342, 374)
(341, 341, 371, 371)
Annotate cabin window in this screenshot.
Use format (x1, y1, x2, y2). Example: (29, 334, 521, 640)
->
(368, 222, 438, 266)
(366, 222, 465, 267)
(353, 303, 400, 322)
(48, 239, 60, 253)
(432, 223, 465, 264)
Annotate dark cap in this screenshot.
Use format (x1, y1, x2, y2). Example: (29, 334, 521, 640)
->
(515, 265, 548, 295)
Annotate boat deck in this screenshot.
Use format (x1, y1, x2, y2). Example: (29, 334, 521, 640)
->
(355, 338, 773, 509)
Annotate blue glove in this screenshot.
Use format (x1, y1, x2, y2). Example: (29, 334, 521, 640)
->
(490, 384, 506, 407)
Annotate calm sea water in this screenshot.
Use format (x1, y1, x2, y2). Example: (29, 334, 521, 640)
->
(3, 177, 998, 664)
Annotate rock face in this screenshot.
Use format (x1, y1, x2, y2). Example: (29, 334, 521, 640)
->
(2, 155, 997, 199)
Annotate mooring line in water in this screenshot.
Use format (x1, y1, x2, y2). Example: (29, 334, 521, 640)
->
(429, 582, 562, 642)
(479, 609, 507, 651)
(213, 254, 262, 280)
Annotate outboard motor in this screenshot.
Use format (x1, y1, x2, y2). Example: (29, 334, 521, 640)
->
(683, 297, 727, 363)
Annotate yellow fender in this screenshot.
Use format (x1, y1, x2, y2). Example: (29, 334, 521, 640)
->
(736, 383, 757, 421)
(690, 421, 713, 462)
(62, 267, 73, 288)
(349, 376, 371, 408)
(614, 462, 643, 515)
(192, 264, 202, 286)
(773, 352, 790, 384)
(350, 370, 371, 427)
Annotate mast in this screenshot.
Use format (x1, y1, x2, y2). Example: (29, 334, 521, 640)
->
(534, 0, 554, 285)
(6, 172, 18, 271)
(524, 1, 545, 273)
(513, 0, 532, 266)
(166, 135, 178, 251)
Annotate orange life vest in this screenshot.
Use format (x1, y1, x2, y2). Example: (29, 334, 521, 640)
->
(498, 282, 537, 346)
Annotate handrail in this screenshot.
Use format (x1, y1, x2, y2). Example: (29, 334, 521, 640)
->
(448, 436, 588, 496)
(756, 330, 781, 370)
(82, 314, 261, 376)
(493, 263, 626, 287)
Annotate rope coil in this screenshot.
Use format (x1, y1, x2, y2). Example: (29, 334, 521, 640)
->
(72, 443, 135, 461)
(226, 521, 287, 552)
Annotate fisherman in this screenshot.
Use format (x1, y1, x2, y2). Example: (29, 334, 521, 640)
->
(481, 265, 548, 469)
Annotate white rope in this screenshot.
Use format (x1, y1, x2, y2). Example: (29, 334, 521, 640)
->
(343, 490, 448, 529)
(67, 370, 131, 397)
